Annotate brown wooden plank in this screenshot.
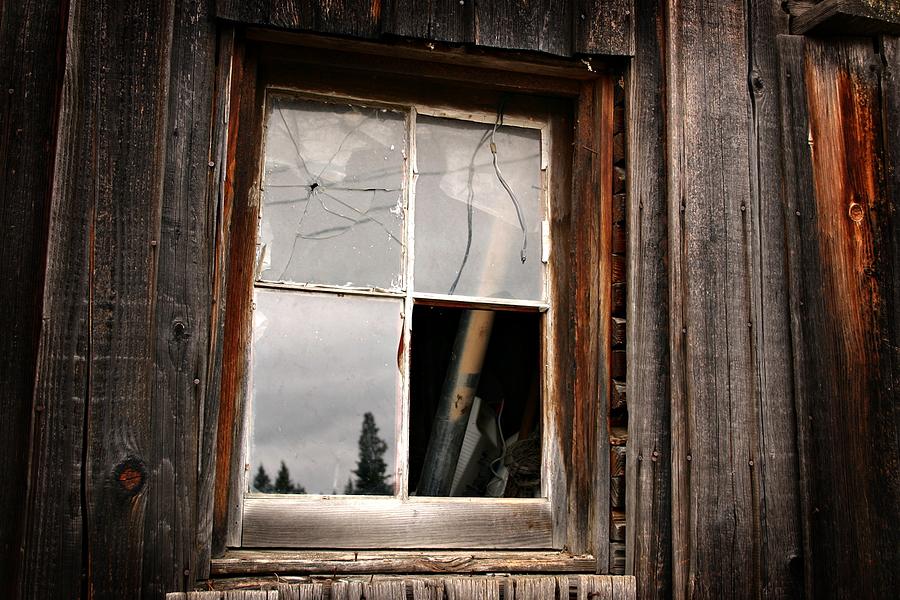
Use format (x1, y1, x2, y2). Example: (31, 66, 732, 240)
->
(0, 0, 68, 592)
(744, 3, 804, 599)
(574, 0, 635, 56)
(211, 550, 597, 575)
(144, 0, 218, 596)
(792, 0, 900, 35)
(666, 2, 760, 597)
(16, 1, 90, 595)
(474, 0, 572, 57)
(411, 579, 445, 600)
(382, 0, 474, 44)
(196, 25, 237, 577)
(611, 317, 626, 347)
(508, 576, 558, 599)
(216, 0, 381, 38)
(332, 580, 405, 600)
(242, 497, 553, 549)
(610, 445, 626, 477)
(570, 77, 614, 567)
(444, 577, 501, 600)
(779, 35, 900, 600)
(213, 43, 263, 554)
(79, 1, 175, 596)
(609, 476, 625, 510)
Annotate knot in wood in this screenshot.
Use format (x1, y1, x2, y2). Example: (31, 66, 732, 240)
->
(114, 457, 146, 496)
(848, 201, 864, 223)
(172, 320, 188, 340)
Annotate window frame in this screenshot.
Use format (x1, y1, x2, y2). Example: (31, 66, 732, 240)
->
(212, 31, 616, 573)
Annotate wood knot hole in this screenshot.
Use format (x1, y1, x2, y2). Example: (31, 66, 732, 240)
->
(848, 202, 864, 223)
(115, 458, 146, 496)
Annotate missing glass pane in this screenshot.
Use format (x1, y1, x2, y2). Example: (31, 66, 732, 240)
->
(259, 96, 407, 290)
(409, 305, 542, 498)
(250, 289, 402, 495)
(414, 115, 544, 301)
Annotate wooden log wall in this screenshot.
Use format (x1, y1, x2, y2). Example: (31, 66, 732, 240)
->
(2, 0, 899, 598)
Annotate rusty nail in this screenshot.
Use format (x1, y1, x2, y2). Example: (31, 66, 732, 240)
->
(193, 378, 201, 385)
(848, 202, 864, 223)
(208, 160, 215, 167)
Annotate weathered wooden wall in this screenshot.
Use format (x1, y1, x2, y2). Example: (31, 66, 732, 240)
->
(2, 0, 899, 599)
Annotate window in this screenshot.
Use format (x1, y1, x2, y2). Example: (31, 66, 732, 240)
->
(215, 37, 615, 569)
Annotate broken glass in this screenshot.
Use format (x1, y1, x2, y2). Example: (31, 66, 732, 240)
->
(258, 96, 406, 291)
(250, 289, 401, 495)
(414, 115, 544, 301)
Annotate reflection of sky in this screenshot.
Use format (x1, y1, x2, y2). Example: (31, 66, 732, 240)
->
(250, 289, 401, 494)
(258, 97, 407, 290)
(414, 116, 543, 300)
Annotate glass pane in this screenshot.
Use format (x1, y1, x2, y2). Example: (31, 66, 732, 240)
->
(414, 115, 544, 301)
(250, 289, 401, 495)
(258, 95, 407, 290)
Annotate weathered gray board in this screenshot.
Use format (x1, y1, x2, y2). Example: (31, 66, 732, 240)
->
(215, 0, 635, 56)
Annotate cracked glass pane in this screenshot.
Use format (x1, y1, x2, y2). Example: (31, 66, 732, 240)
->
(414, 115, 544, 301)
(250, 288, 401, 495)
(258, 96, 406, 290)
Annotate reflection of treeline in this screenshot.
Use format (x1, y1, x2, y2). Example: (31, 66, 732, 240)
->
(253, 460, 305, 493)
(254, 411, 393, 495)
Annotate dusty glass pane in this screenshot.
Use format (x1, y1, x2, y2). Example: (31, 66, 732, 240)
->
(258, 96, 406, 290)
(414, 116, 544, 300)
(250, 289, 401, 495)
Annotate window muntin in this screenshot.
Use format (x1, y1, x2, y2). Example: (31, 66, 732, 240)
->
(245, 90, 551, 505)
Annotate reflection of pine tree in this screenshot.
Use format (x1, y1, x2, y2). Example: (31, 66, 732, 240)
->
(350, 412, 392, 495)
(253, 464, 273, 493)
(254, 461, 305, 494)
(274, 460, 305, 494)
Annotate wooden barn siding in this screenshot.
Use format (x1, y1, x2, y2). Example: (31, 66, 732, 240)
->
(0, 0, 70, 590)
(215, 0, 635, 56)
(15, 0, 221, 598)
(3, 1, 900, 599)
(778, 34, 900, 600)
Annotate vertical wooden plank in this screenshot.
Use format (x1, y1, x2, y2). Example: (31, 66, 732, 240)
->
(624, 0, 671, 597)
(331, 580, 405, 600)
(17, 2, 89, 597)
(568, 76, 612, 565)
(144, 0, 218, 596)
(294, 583, 325, 600)
(381, 0, 474, 44)
(444, 577, 501, 600)
(213, 42, 263, 555)
(196, 25, 237, 576)
(0, 0, 69, 592)
(508, 576, 557, 599)
(81, 0, 175, 596)
(745, 3, 804, 599)
(474, 0, 572, 57)
(410, 579, 444, 600)
(573, 0, 635, 56)
(780, 35, 900, 600)
(666, 2, 762, 598)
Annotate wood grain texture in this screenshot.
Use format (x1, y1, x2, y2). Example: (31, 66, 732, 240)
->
(17, 1, 89, 596)
(473, 0, 572, 57)
(779, 34, 900, 600)
(241, 497, 554, 548)
(144, 0, 218, 596)
(196, 25, 237, 578)
(382, 0, 474, 44)
(0, 0, 68, 592)
(792, 0, 900, 35)
(574, 0, 635, 56)
(666, 2, 765, 597)
(211, 550, 597, 575)
(79, 1, 175, 596)
(216, 0, 381, 38)
(744, 3, 803, 599)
